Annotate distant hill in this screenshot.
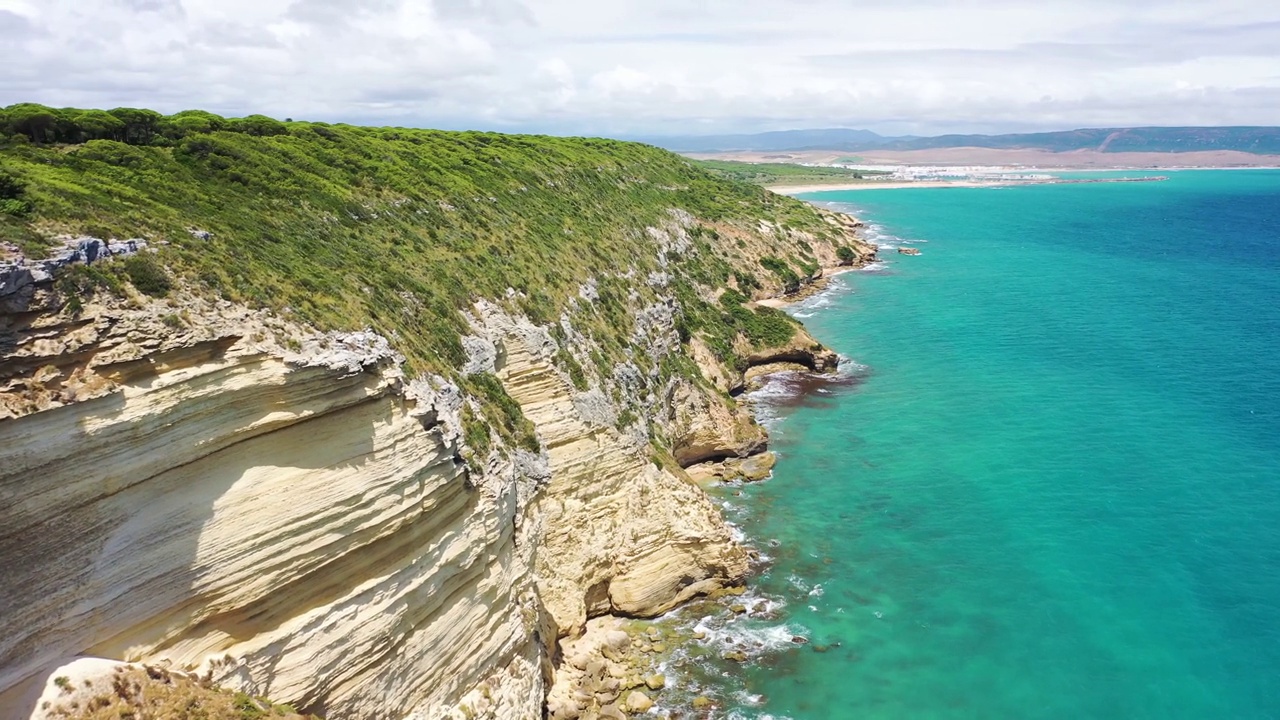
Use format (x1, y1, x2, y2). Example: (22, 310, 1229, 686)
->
(635, 128, 891, 153)
(645, 126, 1280, 155)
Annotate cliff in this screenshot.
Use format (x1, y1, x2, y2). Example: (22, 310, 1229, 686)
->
(0, 112, 874, 719)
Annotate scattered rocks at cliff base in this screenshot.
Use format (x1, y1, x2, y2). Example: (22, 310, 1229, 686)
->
(898, 247, 922, 255)
(548, 618, 663, 719)
(625, 690, 654, 713)
(550, 616, 754, 719)
(686, 451, 777, 484)
(601, 631, 632, 661)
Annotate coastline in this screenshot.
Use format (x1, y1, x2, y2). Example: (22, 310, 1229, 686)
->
(550, 255, 869, 718)
(768, 174, 1176, 196)
(768, 180, 1004, 195)
(628, 255, 870, 717)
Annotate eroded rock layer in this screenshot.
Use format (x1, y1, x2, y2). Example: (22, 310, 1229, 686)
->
(0, 290, 548, 720)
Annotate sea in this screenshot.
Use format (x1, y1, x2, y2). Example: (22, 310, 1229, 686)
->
(657, 170, 1280, 719)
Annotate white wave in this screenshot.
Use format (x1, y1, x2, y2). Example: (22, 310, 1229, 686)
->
(724, 522, 747, 544)
(835, 356, 870, 377)
(692, 620, 808, 657)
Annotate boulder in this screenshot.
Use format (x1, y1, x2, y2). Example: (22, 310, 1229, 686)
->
(601, 630, 632, 661)
(0, 264, 34, 298)
(605, 630, 631, 652)
(626, 691, 654, 713)
(599, 703, 627, 720)
(736, 452, 777, 481)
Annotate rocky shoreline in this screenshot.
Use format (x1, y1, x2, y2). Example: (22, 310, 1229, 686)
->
(549, 268, 863, 720)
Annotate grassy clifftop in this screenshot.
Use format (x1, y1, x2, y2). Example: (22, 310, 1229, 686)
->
(0, 107, 860, 374)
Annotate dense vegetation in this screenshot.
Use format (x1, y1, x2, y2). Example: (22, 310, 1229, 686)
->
(1, 105, 847, 388)
(692, 159, 886, 186)
(0, 103, 291, 146)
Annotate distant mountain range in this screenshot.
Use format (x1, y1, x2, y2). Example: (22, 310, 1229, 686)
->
(639, 127, 1280, 155)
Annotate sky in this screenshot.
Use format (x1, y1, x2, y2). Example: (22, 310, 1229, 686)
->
(1, 0, 1278, 136)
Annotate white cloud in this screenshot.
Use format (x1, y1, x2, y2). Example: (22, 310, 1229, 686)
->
(1, 0, 1278, 134)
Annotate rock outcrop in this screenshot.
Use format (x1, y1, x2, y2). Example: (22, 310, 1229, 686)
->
(465, 304, 749, 637)
(0, 236, 147, 313)
(668, 382, 767, 467)
(739, 324, 841, 384)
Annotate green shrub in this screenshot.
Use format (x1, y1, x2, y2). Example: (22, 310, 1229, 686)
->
(58, 262, 124, 297)
(462, 373, 541, 453)
(462, 406, 492, 458)
(0, 169, 24, 199)
(0, 198, 29, 216)
(121, 254, 172, 297)
(555, 349, 589, 391)
(760, 256, 801, 293)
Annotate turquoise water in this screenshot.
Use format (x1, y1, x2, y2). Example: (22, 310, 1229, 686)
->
(679, 171, 1280, 719)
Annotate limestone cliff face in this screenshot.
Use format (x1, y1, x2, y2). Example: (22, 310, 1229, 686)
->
(0, 206, 872, 720)
(464, 305, 749, 639)
(0, 289, 547, 720)
(0, 284, 753, 720)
